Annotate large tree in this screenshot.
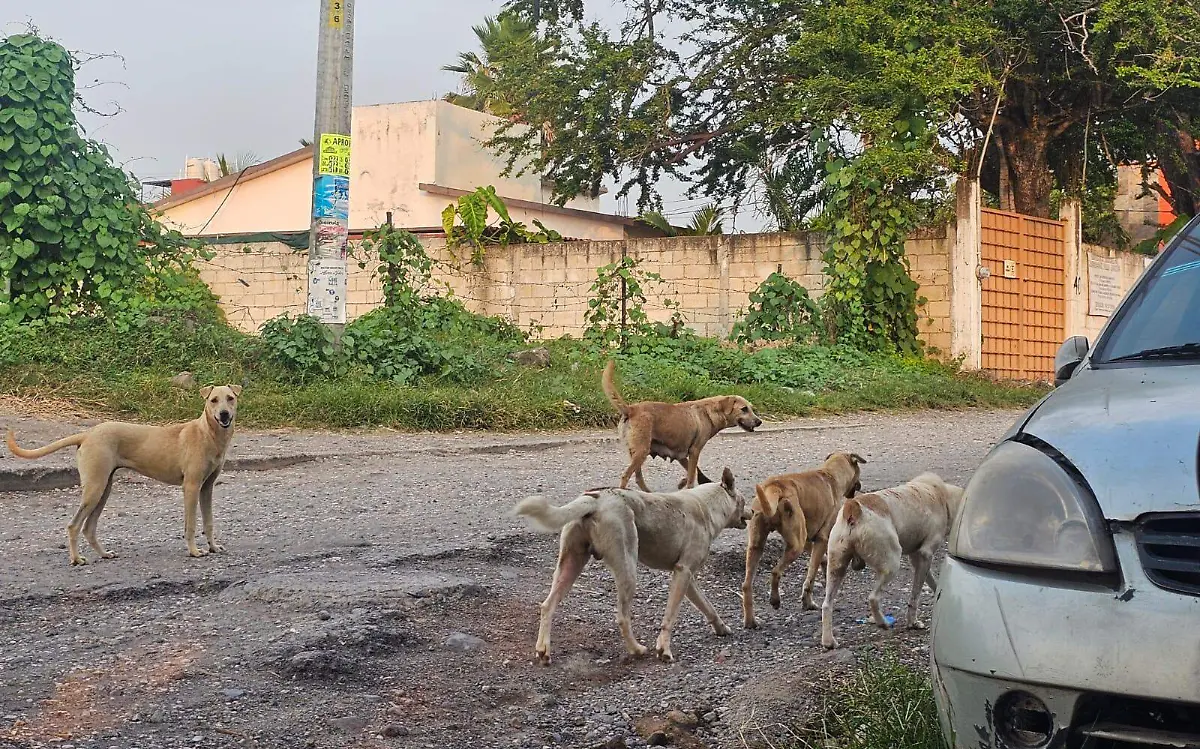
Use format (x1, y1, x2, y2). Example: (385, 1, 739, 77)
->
(458, 0, 1200, 219)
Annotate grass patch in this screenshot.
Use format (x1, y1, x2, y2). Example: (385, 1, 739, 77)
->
(0, 313, 1045, 431)
(789, 651, 946, 749)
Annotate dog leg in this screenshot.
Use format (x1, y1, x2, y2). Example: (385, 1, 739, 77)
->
(685, 578, 730, 636)
(682, 448, 702, 489)
(535, 527, 589, 665)
(655, 566, 693, 663)
(182, 480, 207, 558)
(868, 564, 897, 630)
(906, 550, 935, 630)
(634, 466, 651, 493)
(769, 543, 802, 610)
(800, 539, 829, 611)
(820, 551, 852, 649)
(66, 466, 113, 566)
(81, 473, 117, 560)
(200, 472, 224, 553)
(741, 517, 768, 629)
(606, 554, 649, 659)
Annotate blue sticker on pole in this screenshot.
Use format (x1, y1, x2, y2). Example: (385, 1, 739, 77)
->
(313, 174, 349, 221)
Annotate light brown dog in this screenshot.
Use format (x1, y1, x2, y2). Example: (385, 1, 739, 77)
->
(602, 360, 762, 491)
(6, 385, 243, 565)
(513, 468, 749, 665)
(820, 472, 964, 649)
(740, 452, 865, 629)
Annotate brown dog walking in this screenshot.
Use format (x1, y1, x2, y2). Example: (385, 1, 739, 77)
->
(602, 360, 761, 491)
(6, 385, 243, 565)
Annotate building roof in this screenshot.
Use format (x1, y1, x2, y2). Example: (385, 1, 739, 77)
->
(151, 146, 313, 211)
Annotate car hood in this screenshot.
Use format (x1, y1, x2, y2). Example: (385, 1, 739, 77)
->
(1019, 363, 1200, 520)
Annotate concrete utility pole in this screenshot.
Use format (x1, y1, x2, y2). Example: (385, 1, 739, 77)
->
(307, 0, 355, 342)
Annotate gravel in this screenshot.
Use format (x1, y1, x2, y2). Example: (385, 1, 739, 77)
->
(0, 409, 1019, 748)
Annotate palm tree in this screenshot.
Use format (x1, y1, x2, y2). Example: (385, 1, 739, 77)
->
(637, 203, 726, 236)
(442, 14, 538, 118)
(215, 151, 259, 177)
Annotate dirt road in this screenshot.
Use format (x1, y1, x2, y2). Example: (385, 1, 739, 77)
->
(0, 409, 1020, 749)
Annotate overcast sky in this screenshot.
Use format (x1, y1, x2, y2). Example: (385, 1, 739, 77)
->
(3, 1, 754, 226)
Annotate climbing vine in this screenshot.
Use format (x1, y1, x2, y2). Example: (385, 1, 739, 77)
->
(817, 134, 932, 354)
(731, 270, 822, 345)
(0, 33, 207, 322)
(583, 255, 682, 348)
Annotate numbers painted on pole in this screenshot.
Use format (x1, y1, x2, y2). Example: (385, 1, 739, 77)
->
(329, 0, 345, 28)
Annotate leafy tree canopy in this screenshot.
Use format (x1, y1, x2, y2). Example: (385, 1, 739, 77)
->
(458, 0, 1200, 220)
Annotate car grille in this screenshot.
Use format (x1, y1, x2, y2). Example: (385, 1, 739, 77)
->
(1135, 513, 1200, 597)
(1071, 694, 1200, 748)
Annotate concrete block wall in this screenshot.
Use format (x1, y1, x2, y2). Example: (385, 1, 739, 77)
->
(197, 231, 954, 352)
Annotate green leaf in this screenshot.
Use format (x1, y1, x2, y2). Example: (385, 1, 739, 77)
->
(12, 110, 37, 129)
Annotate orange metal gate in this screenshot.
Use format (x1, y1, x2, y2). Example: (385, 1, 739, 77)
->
(980, 209, 1067, 381)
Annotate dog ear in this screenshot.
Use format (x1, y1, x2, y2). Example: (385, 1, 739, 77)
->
(721, 467, 735, 492)
(229, 384, 243, 397)
(200, 386, 213, 399)
(850, 453, 867, 465)
(825, 452, 834, 462)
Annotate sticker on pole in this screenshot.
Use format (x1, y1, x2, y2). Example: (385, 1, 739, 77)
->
(313, 174, 349, 221)
(318, 133, 351, 176)
(329, 0, 346, 28)
(307, 258, 347, 324)
(314, 218, 349, 260)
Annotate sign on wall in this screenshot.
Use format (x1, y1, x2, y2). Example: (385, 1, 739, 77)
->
(1088, 254, 1122, 317)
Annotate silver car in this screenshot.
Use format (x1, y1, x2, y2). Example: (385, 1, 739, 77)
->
(932, 214, 1200, 749)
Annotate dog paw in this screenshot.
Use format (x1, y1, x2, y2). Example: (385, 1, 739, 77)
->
(188, 548, 210, 558)
(713, 622, 731, 637)
(655, 647, 676, 664)
(770, 595, 781, 610)
(100, 551, 117, 559)
(534, 649, 552, 666)
(743, 617, 758, 630)
(71, 556, 88, 566)
(208, 543, 225, 553)
(821, 635, 839, 650)
(909, 620, 926, 631)
(801, 597, 818, 611)
(627, 643, 649, 658)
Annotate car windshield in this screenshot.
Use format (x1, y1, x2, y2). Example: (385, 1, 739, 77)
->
(1097, 219, 1200, 364)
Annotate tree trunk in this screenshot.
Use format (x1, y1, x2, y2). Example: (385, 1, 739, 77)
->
(998, 124, 1055, 218)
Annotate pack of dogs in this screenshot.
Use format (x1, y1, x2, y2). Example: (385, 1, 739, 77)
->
(5, 364, 964, 664)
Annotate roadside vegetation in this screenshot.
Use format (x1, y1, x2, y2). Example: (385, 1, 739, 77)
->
(785, 650, 946, 749)
(0, 33, 1043, 431)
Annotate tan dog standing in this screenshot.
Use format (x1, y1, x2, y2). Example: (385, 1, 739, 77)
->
(6, 385, 243, 565)
(602, 360, 762, 490)
(741, 452, 865, 629)
(820, 472, 964, 649)
(513, 468, 749, 665)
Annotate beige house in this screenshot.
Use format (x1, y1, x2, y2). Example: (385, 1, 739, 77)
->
(153, 100, 651, 240)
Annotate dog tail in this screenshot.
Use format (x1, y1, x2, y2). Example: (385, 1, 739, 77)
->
(842, 497, 864, 527)
(753, 483, 792, 519)
(601, 360, 629, 416)
(6, 429, 86, 460)
(512, 493, 600, 534)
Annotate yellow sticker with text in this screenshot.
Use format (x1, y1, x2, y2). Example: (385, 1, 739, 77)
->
(329, 0, 345, 28)
(318, 133, 351, 177)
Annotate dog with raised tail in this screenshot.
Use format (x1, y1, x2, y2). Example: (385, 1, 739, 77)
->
(513, 468, 749, 665)
(820, 472, 964, 649)
(6, 385, 243, 565)
(602, 360, 761, 491)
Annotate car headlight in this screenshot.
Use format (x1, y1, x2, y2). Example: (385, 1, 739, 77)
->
(950, 439, 1117, 573)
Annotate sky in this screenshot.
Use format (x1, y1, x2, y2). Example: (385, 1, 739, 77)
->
(2, 0, 757, 228)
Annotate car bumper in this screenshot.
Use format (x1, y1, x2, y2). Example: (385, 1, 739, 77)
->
(931, 532, 1200, 748)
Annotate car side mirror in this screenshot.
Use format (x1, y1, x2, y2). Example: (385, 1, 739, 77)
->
(1054, 336, 1089, 386)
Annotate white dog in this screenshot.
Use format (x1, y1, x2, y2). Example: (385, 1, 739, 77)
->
(513, 468, 748, 665)
(820, 472, 964, 649)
